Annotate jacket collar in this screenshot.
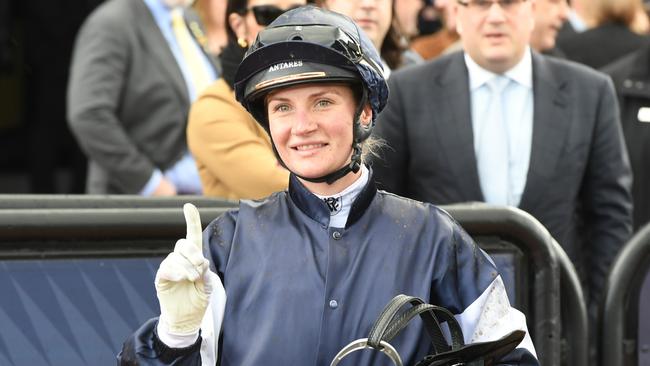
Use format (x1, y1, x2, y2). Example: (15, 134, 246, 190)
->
(134, 0, 189, 104)
(464, 47, 533, 90)
(288, 168, 377, 229)
(519, 51, 571, 209)
(435, 52, 483, 201)
(435, 51, 571, 207)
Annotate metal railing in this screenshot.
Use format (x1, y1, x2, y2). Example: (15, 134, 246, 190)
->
(601, 222, 650, 366)
(0, 197, 580, 366)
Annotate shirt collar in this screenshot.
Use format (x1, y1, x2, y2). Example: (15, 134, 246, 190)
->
(464, 47, 533, 90)
(314, 166, 369, 226)
(143, 0, 186, 22)
(568, 10, 588, 32)
(143, 0, 175, 31)
(143, 0, 169, 16)
(288, 165, 377, 229)
(314, 165, 369, 201)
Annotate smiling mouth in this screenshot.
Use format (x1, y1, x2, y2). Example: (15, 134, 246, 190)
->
(293, 143, 327, 151)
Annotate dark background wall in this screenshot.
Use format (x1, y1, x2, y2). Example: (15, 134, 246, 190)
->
(0, 0, 104, 194)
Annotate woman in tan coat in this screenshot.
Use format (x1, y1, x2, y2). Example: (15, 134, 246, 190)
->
(187, 0, 304, 199)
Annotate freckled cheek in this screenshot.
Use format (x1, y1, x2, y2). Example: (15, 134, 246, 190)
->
(269, 122, 290, 149)
(331, 126, 354, 150)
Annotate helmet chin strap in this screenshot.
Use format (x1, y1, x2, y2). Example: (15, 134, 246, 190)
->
(272, 129, 364, 186)
(295, 144, 362, 185)
(273, 90, 369, 186)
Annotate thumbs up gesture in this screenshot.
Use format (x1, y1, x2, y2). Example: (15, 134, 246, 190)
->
(155, 203, 213, 335)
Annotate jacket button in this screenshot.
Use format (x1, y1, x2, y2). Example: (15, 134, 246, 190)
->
(332, 231, 342, 240)
(329, 300, 339, 309)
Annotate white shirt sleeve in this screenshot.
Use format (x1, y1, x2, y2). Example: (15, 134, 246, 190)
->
(455, 276, 537, 358)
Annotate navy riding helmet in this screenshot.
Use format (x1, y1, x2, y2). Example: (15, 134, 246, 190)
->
(233, 5, 389, 184)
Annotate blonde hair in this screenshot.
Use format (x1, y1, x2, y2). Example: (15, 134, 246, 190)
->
(360, 135, 386, 164)
(588, 0, 649, 33)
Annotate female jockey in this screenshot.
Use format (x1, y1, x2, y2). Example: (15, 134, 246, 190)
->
(118, 6, 539, 365)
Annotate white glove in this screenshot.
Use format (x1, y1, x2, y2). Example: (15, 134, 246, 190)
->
(156, 203, 213, 335)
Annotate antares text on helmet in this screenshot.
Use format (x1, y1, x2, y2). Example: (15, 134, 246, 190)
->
(269, 61, 303, 72)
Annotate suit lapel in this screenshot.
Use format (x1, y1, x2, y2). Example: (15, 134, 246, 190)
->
(132, 0, 189, 103)
(519, 53, 571, 208)
(435, 52, 484, 200)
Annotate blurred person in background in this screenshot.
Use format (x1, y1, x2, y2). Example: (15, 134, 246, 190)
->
(68, 0, 219, 195)
(373, 0, 633, 350)
(417, 0, 444, 35)
(317, 0, 423, 75)
(603, 40, 650, 232)
(557, 0, 589, 36)
(194, 0, 229, 56)
(187, 0, 303, 199)
(530, 0, 569, 55)
(410, 0, 462, 60)
(557, 0, 649, 68)
(395, 0, 425, 39)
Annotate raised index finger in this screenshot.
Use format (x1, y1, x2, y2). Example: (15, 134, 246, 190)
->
(183, 203, 203, 249)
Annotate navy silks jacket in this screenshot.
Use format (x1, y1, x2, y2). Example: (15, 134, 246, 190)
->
(118, 171, 539, 365)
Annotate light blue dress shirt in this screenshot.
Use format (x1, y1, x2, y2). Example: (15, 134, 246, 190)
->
(465, 48, 534, 207)
(140, 0, 218, 195)
(143, 0, 217, 101)
(567, 10, 588, 32)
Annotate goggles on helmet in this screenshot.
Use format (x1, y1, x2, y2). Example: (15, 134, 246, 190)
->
(253, 24, 364, 64)
(237, 24, 385, 97)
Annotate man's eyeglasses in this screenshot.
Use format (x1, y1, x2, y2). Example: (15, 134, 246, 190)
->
(457, 0, 527, 12)
(248, 5, 302, 26)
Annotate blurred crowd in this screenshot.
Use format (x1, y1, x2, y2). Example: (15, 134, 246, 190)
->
(2, 0, 646, 218)
(1, 0, 649, 358)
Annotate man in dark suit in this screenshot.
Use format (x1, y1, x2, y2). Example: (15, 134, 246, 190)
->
(373, 0, 632, 329)
(68, 0, 218, 194)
